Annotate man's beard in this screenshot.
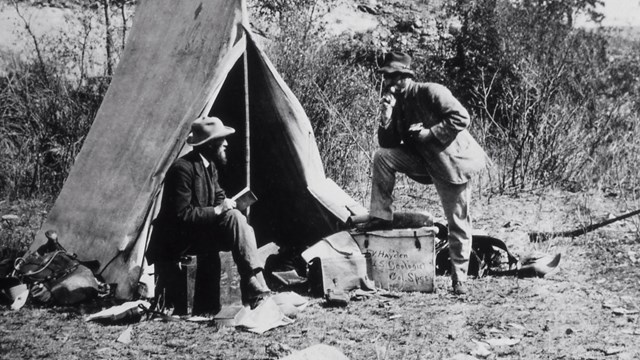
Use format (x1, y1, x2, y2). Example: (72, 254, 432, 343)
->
(215, 147, 227, 166)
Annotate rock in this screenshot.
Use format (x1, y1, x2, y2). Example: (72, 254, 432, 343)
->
(471, 340, 492, 358)
(116, 326, 133, 344)
(484, 337, 521, 347)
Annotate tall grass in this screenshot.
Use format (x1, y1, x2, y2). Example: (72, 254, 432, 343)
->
(0, 1, 116, 201)
(0, 60, 107, 200)
(451, 3, 640, 194)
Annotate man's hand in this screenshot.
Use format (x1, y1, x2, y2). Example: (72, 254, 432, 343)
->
(380, 92, 396, 128)
(215, 198, 236, 215)
(408, 123, 435, 144)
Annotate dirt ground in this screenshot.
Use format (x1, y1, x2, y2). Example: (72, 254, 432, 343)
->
(1, 0, 639, 358)
(2, 188, 640, 360)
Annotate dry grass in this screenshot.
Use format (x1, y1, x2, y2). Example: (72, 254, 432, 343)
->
(2, 190, 640, 359)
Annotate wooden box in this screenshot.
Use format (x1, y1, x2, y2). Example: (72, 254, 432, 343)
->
(351, 227, 437, 292)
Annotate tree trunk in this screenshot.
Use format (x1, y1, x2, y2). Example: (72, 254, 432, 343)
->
(102, 0, 114, 76)
(119, 0, 127, 51)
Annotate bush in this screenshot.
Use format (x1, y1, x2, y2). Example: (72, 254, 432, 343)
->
(0, 1, 125, 201)
(0, 60, 108, 200)
(444, 0, 640, 192)
(0, 199, 48, 253)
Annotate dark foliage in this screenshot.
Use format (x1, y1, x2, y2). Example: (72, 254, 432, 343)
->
(0, 61, 108, 200)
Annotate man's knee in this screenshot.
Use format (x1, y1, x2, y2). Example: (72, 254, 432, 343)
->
(227, 208, 243, 218)
(373, 148, 389, 163)
(224, 209, 247, 226)
(373, 148, 394, 170)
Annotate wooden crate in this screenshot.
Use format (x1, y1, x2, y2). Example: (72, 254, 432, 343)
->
(351, 227, 437, 292)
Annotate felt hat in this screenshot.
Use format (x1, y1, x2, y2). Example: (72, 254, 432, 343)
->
(186, 115, 235, 146)
(377, 52, 415, 77)
(518, 253, 561, 278)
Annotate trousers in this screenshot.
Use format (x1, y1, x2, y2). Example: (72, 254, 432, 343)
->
(370, 146, 472, 282)
(193, 209, 264, 278)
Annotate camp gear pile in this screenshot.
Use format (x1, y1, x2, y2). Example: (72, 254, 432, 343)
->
(13, 231, 103, 305)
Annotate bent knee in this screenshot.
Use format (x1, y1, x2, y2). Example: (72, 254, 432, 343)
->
(226, 209, 245, 221)
(373, 147, 404, 162)
(225, 209, 251, 227)
(373, 148, 389, 164)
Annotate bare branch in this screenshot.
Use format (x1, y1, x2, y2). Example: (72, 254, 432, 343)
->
(10, 0, 49, 85)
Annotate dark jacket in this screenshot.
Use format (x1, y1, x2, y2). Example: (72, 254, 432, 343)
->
(378, 82, 488, 184)
(146, 151, 225, 264)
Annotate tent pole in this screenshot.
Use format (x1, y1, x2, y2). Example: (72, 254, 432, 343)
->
(241, 0, 251, 216)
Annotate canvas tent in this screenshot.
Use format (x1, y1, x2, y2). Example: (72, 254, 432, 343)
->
(30, 0, 365, 299)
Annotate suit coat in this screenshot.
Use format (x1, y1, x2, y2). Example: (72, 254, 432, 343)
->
(378, 82, 488, 184)
(146, 151, 226, 264)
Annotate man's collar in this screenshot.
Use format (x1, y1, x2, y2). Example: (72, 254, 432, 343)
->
(199, 153, 210, 168)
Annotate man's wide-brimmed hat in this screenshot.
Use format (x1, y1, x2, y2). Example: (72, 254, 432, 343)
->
(377, 52, 415, 77)
(186, 115, 235, 146)
(518, 253, 562, 278)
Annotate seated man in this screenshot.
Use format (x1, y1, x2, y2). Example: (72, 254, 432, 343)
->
(146, 115, 270, 311)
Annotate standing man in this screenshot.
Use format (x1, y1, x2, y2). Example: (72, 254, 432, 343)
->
(357, 52, 489, 295)
(147, 115, 270, 310)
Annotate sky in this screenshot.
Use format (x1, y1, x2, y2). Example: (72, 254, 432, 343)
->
(592, 0, 640, 27)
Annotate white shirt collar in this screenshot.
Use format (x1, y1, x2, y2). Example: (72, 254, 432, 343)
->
(199, 153, 210, 168)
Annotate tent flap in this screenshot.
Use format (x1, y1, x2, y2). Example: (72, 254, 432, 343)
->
(308, 179, 368, 223)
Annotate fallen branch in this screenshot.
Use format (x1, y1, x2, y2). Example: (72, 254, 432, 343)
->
(529, 208, 640, 242)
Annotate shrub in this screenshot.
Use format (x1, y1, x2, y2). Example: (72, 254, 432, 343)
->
(444, 0, 640, 192)
(0, 199, 48, 252)
(0, 60, 107, 200)
(0, 1, 127, 200)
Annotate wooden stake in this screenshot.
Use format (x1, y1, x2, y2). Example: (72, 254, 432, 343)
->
(241, 0, 251, 216)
